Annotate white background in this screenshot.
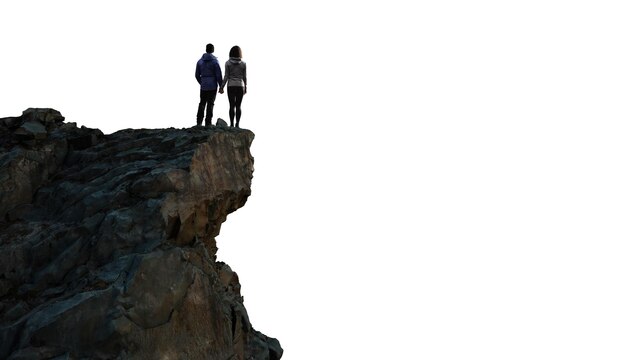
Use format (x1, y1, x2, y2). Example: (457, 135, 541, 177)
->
(2, 1, 626, 359)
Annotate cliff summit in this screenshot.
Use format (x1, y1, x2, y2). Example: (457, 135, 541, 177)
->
(0, 109, 282, 359)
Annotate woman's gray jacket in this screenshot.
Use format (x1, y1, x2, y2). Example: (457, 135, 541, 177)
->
(222, 57, 247, 88)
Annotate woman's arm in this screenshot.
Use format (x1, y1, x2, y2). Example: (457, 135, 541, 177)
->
(220, 62, 230, 92)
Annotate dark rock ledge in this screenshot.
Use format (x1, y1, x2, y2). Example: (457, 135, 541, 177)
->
(0, 109, 282, 360)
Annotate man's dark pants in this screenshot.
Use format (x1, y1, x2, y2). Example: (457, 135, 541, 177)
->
(197, 89, 217, 126)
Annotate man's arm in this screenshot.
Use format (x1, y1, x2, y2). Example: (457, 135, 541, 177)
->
(215, 61, 223, 89)
(195, 62, 201, 84)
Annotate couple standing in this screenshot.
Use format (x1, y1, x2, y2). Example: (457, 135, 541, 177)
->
(195, 43, 247, 128)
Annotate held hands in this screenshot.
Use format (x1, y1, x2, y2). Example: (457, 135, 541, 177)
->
(219, 87, 224, 94)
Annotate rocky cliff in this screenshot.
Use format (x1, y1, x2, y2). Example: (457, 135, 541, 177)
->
(0, 109, 282, 360)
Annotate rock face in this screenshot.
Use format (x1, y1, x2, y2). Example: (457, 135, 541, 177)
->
(0, 109, 282, 360)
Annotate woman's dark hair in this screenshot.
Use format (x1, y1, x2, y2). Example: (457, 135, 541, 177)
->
(206, 43, 214, 53)
(229, 46, 242, 58)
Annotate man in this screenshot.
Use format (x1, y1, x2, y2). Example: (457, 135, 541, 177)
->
(195, 43, 223, 126)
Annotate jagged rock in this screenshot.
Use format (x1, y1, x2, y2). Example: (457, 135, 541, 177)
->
(21, 108, 65, 125)
(1, 117, 22, 129)
(0, 109, 281, 359)
(216, 118, 228, 128)
(14, 120, 47, 140)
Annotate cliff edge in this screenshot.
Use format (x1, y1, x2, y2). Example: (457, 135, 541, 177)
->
(0, 109, 282, 360)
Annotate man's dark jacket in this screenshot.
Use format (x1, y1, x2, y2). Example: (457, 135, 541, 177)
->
(195, 53, 223, 90)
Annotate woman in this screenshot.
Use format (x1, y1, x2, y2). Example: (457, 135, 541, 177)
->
(219, 46, 247, 128)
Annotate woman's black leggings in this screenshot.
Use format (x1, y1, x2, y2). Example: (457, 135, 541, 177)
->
(227, 87, 245, 126)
